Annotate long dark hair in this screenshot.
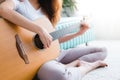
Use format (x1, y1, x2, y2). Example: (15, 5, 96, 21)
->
(38, 0, 62, 27)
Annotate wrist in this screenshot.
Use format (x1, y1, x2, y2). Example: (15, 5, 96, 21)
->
(36, 28, 43, 36)
(31, 23, 43, 35)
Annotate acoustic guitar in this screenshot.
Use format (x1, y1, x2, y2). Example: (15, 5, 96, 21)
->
(0, 17, 80, 80)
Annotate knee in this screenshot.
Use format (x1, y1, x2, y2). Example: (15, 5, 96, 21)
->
(99, 47, 108, 60)
(55, 70, 68, 80)
(92, 47, 108, 60)
(100, 47, 107, 52)
(37, 62, 68, 80)
(48, 68, 68, 80)
(37, 69, 67, 80)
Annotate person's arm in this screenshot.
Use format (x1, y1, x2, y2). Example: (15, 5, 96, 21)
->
(0, 0, 52, 48)
(59, 23, 89, 43)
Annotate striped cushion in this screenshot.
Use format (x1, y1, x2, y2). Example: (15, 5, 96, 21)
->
(56, 17, 95, 50)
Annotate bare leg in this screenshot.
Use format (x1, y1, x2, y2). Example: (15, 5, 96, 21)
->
(65, 60, 80, 67)
(78, 60, 107, 77)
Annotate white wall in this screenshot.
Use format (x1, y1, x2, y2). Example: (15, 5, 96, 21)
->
(77, 0, 120, 40)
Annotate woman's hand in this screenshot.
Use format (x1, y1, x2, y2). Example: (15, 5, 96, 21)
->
(76, 22, 89, 36)
(38, 27, 53, 48)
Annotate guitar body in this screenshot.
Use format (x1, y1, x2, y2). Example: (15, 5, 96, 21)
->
(0, 18, 60, 80)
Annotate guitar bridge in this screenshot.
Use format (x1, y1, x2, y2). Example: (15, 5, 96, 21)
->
(15, 34, 29, 64)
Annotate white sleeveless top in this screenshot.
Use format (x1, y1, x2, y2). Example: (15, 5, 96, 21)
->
(12, 0, 45, 20)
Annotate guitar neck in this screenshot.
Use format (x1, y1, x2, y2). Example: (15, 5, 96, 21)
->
(50, 22, 81, 41)
(34, 22, 81, 49)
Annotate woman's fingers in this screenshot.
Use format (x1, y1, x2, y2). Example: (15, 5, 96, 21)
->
(44, 35, 52, 48)
(45, 32, 53, 48)
(47, 35, 53, 47)
(38, 28, 53, 49)
(39, 35, 47, 48)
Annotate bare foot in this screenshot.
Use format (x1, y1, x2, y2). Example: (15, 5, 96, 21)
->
(78, 60, 108, 76)
(80, 60, 108, 69)
(97, 60, 108, 67)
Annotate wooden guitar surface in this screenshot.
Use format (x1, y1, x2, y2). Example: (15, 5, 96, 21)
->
(0, 17, 60, 80)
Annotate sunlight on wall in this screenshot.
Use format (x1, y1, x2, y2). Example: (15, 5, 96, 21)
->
(77, 0, 120, 40)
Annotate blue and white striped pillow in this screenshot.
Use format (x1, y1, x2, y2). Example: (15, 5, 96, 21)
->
(56, 17, 94, 50)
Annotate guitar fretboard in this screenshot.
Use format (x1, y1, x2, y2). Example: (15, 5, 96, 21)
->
(50, 22, 81, 41)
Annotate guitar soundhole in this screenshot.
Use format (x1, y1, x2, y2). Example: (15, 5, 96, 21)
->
(34, 34, 44, 49)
